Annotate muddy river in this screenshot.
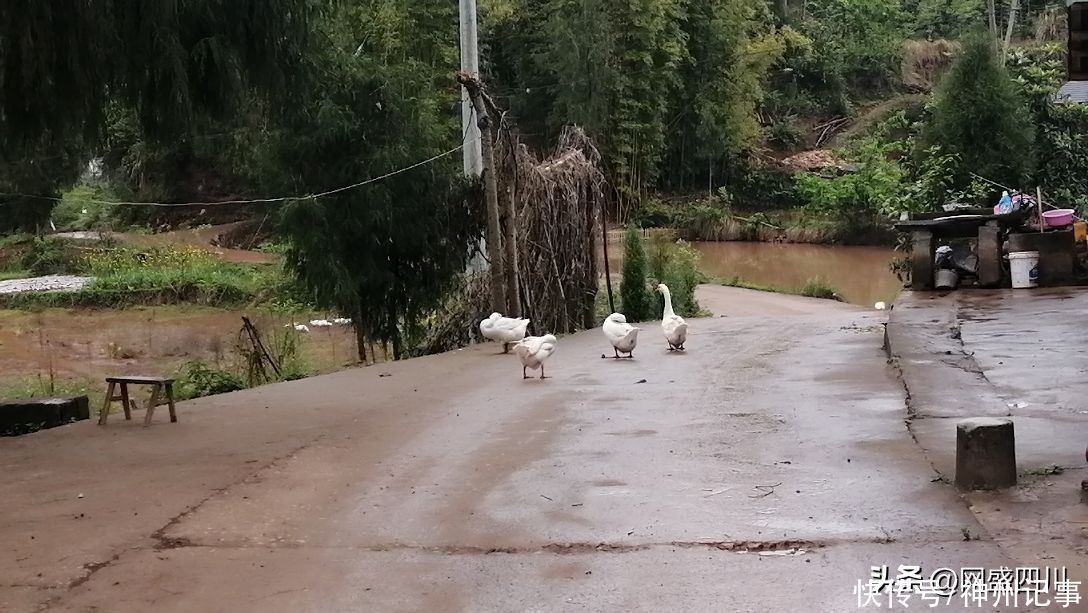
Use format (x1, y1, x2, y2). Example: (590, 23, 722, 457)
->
(608, 239, 902, 307)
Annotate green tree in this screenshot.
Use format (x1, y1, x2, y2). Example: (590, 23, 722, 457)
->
(488, 0, 687, 203)
(277, 0, 482, 361)
(620, 226, 654, 321)
(0, 0, 310, 230)
(921, 32, 1034, 190)
(802, 0, 906, 92)
(1006, 44, 1088, 210)
(908, 0, 985, 39)
(608, 0, 688, 203)
(537, 0, 617, 138)
(666, 0, 784, 189)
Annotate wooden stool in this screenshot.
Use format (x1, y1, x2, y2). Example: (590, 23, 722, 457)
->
(98, 376, 177, 427)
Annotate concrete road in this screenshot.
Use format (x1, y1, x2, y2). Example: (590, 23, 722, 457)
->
(889, 288, 1088, 609)
(2, 288, 1023, 612)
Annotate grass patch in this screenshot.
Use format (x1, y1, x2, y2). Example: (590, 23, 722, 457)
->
(800, 277, 842, 301)
(720, 276, 790, 294)
(1022, 464, 1065, 477)
(719, 275, 843, 302)
(174, 360, 246, 401)
(0, 244, 299, 309)
(0, 375, 98, 405)
(0, 270, 29, 281)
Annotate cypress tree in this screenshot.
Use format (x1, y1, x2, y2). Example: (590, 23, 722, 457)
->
(620, 225, 654, 322)
(921, 31, 1034, 190)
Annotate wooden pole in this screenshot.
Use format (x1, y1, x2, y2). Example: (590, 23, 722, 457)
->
(600, 198, 615, 315)
(1037, 186, 1044, 233)
(498, 129, 522, 317)
(457, 72, 507, 313)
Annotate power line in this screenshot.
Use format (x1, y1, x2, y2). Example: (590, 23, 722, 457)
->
(1, 135, 474, 209)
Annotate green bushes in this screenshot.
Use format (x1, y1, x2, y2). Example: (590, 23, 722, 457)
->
(621, 228, 705, 320)
(648, 235, 704, 317)
(632, 196, 729, 237)
(800, 277, 841, 300)
(633, 198, 683, 228)
(21, 236, 82, 276)
(767, 117, 805, 148)
(51, 184, 121, 231)
(796, 139, 904, 223)
(174, 361, 246, 401)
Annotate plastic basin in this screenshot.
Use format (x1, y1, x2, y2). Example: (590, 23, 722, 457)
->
(1043, 209, 1075, 227)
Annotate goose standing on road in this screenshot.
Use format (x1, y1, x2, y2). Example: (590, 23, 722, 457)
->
(479, 312, 531, 353)
(656, 284, 688, 351)
(514, 334, 558, 379)
(602, 313, 640, 359)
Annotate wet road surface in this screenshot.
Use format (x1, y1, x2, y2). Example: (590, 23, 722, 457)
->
(2, 288, 1023, 612)
(889, 289, 1088, 607)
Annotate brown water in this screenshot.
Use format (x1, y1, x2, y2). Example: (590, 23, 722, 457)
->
(0, 306, 362, 404)
(607, 239, 902, 307)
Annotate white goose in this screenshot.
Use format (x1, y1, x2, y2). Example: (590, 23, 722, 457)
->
(602, 313, 640, 359)
(656, 284, 688, 351)
(479, 312, 531, 353)
(514, 334, 558, 379)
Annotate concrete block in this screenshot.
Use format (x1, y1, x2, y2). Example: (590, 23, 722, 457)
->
(1007, 231, 1075, 286)
(0, 396, 90, 436)
(911, 230, 934, 290)
(955, 417, 1016, 490)
(977, 223, 1002, 287)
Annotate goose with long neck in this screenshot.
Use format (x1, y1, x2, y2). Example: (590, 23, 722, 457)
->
(656, 283, 688, 351)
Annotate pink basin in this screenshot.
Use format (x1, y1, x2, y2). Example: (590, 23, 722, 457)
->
(1043, 209, 1075, 227)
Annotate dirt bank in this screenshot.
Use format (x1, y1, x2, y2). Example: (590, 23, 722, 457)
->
(0, 307, 358, 404)
(56, 222, 277, 265)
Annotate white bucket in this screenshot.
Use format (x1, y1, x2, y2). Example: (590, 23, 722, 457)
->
(1009, 251, 1039, 289)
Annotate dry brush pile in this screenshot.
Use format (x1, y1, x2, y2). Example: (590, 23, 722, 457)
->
(496, 126, 608, 334)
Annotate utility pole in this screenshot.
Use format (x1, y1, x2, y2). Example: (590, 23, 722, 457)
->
(460, 0, 490, 277)
(459, 0, 483, 177)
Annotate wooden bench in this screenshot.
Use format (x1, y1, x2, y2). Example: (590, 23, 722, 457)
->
(98, 376, 177, 427)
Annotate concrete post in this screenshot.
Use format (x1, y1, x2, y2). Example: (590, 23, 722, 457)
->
(955, 418, 1017, 490)
(977, 222, 1002, 288)
(910, 230, 934, 290)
